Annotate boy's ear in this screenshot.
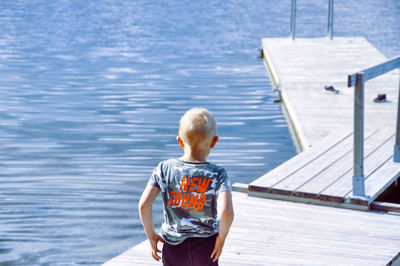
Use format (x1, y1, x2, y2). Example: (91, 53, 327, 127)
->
(177, 136, 185, 148)
(210, 136, 219, 148)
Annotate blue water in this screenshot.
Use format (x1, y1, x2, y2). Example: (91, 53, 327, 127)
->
(0, 0, 399, 265)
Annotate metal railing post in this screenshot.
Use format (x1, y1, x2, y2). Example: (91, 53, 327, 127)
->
(353, 73, 365, 196)
(289, 0, 334, 40)
(327, 0, 334, 40)
(349, 56, 400, 197)
(394, 70, 400, 162)
(290, 0, 296, 41)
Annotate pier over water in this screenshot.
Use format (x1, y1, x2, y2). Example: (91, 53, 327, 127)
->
(103, 0, 400, 263)
(250, 37, 400, 210)
(104, 37, 400, 265)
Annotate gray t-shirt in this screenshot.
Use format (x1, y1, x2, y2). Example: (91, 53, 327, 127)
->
(149, 158, 231, 245)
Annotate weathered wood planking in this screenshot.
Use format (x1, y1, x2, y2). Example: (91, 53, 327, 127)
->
(296, 128, 393, 196)
(103, 192, 400, 265)
(364, 158, 400, 202)
(249, 128, 353, 190)
(249, 128, 398, 206)
(251, 37, 400, 208)
(320, 133, 395, 201)
(272, 131, 357, 192)
(261, 37, 399, 148)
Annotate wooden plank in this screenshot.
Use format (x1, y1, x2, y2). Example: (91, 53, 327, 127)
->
(364, 159, 400, 202)
(280, 84, 313, 150)
(231, 183, 248, 193)
(296, 128, 392, 197)
(262, 43, 280, 88)
(103, 241, 161, 265)
(222, 239, 389, 264)
(248, 190, 369, 210)
(230, 193, 400, 264)
(104, 192, 400, 265)
(230, 215, 400, 244)
(271, 130, 356, 194)
(251, 128, 386, 202)
(261, 37, 398, 147)
(371, 201, 400, 213)
(319, 133, 395, 200)
(249, 128, 352, 191)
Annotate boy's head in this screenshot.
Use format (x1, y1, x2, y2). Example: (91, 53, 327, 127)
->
(178, 108, 218, 149)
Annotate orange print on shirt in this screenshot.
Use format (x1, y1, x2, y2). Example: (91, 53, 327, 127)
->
(168, 176, 211, 212)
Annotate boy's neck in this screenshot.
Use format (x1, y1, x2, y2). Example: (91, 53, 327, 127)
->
(180, 147, 209, 163)
(179, 154, 207, 163)
(179, 156, 206, 163)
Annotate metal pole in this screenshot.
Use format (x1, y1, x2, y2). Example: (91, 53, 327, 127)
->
(394, 69, 400, 162)
(353, 73, 365, 196)
(290, 0, 296, 41)
(327, 0, 334, 40)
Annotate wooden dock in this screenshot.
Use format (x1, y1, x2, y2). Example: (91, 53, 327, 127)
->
(103, 191, 400, 265)
(249, 37, 400, 210)
(103, 37, 400, 265)
(261, 37, 399, 148)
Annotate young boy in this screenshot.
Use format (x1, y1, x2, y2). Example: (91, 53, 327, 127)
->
(139, 107, 234, 266)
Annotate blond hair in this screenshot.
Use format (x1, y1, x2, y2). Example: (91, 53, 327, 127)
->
(179, 108, 217, 146)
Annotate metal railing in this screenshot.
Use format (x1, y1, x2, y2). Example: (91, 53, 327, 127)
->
(290, 0, 334, 40)
(348, 55, 400, 197)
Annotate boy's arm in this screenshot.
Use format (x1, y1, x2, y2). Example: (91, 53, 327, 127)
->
(138, 183, 163, 261)
(211, 190, 234, 262)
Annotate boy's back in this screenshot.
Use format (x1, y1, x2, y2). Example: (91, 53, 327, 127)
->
(150, 158, 231, 245)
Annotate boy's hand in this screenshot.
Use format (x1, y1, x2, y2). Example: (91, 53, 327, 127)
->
(210, 234, 225, 262)
(149, 234, 164, 261)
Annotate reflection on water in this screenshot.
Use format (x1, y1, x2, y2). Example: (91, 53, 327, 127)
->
(0, 0, 399, 265)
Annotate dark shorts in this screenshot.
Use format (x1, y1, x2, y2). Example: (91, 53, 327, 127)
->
(162, 234, 218, 266)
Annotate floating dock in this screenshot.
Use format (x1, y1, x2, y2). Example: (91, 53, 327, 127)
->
(104, 191, 400, 265)
(103, 37, 400, 265)
(249, 37, 400, 210)
(261, 37, 398, 148)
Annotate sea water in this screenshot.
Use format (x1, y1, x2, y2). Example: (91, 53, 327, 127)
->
(0, 0, 399, 265)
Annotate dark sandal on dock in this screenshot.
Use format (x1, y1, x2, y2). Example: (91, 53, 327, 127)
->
(373, 93, 388, 103)
(324, 85, 340, 94)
